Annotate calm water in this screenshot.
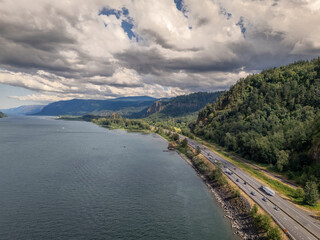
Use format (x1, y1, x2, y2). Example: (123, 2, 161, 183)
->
(0, 116, 235, 240)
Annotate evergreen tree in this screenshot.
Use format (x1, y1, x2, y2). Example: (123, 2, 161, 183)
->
(304, 181, 319, 206)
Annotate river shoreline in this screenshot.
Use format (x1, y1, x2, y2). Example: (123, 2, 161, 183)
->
(156, 134, 260, 240)
(57, 118, 259, 239)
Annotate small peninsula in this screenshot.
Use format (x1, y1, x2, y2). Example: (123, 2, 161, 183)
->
(0, 112, 7, 118)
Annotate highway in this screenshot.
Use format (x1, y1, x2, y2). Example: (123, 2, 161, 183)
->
(179, 135, 320, 240)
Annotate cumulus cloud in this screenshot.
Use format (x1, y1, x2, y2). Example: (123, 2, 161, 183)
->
(0, 0, 319, 102)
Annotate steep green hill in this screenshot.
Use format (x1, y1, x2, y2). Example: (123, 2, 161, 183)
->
(0, 112, 7, 118)
(193, 58, 320, 183)
(146, 92, 222, 118)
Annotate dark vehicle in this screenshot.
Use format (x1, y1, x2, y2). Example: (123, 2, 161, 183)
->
(251, 191, 255, 196)
(274, 206, 279, 211)
(244, 181, 247, 185)
(262, 197, 267, 202)
(236, 179, 239, 182)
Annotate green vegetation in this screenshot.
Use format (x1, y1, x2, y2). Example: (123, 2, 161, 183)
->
(250, 204, 258, 216)
(295, 187, 305, 198)
(145, 92, 223, 140)
(0, 112, 7, 118)
(209, 162, 227, 185)
(193, 58, 320, 206)
(92, 113, 150, 131)
(304, 181, 319, 206)
(266, 226, 282, 240)
(192, 155, 210, 173)
(250, 204, 281, 239)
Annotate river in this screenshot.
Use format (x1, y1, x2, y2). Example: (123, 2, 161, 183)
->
(0, 116, 235, 240)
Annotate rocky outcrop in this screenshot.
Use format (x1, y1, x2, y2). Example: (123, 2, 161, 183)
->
(168, 142, 178, 150)
(147, 100, 165, 115)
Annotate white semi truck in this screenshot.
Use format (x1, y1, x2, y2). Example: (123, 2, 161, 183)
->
(261, 185, 275, 196)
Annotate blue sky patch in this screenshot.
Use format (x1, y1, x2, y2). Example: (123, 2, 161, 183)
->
(121, 20, 136, 40)
(174, 0, 188, 18)
(99, 7, 137, 41)
(236, 17, 246, 37)
(99, 8, 121, 19)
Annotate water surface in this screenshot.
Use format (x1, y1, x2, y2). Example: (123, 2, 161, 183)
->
(0, 116, 235, 240)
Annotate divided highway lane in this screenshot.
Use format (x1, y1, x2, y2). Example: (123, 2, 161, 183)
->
(180, 135, 320, 240)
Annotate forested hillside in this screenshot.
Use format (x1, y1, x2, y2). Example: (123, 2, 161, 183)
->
(146, 92, 222, 118)
(193, 58, 320, 184)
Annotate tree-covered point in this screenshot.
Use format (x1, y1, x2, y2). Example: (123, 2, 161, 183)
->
(0, 112, 7, 118)
(192, 58, 320, 190)
(92, 113, 150, 131)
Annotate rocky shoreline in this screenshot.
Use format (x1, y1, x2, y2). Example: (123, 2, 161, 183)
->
(176, 152, 261, 240)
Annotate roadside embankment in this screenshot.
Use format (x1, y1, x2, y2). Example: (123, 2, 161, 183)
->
(159, 130, 287, 240)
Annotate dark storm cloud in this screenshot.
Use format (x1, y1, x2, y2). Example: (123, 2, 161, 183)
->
(0, 0, 320, 102)
(115, 47, 242, 75)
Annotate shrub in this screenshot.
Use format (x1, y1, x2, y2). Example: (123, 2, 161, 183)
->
(234, 189, 241, 198)
(186, 150, 194, 159)
(180, 138, 188, 148)
(266, 226, 281, 240)
(172, 133, 179, 141)
(196, 146, 201, 155)
(255, 214, 271, 232)
(250, 204, 258, 217)
(295, 187, 305, 198)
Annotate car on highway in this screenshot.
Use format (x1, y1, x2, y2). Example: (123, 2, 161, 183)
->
(225, 168, 233, 175)
(274, 206, 279, 211)
(262, 197, 267, 202)
(236, 178, 239, 182)
(251, 191, 255, 196)
(244, 181, 247, 185)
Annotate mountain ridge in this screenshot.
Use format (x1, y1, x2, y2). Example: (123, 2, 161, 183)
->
(34, 96, 160, 116)
(145, 92, 223, 118)
(1, 105, 45, 115)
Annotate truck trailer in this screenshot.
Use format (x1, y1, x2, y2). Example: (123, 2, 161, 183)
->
(261, 185, 275, 196)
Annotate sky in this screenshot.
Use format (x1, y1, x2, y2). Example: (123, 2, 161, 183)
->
(0, 0, 320, 108)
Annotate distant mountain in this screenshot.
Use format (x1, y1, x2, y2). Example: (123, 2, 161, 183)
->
(35, 96, 159, 116)
(1, 105, 45, 115)
(144, 92, 223, 118)
(0, 111, 7, 118)
(109, 96, 157, 102)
